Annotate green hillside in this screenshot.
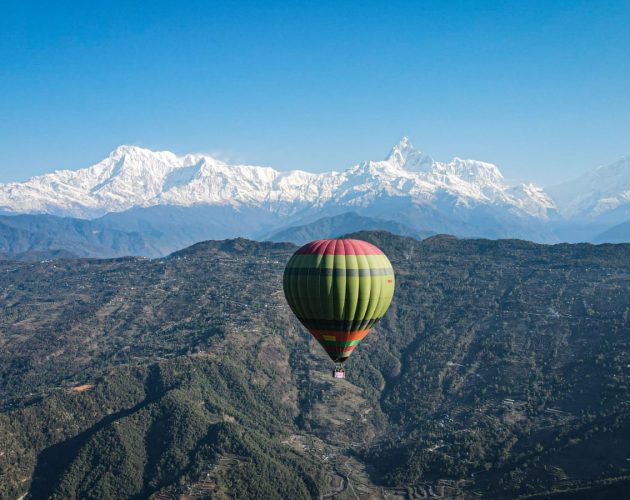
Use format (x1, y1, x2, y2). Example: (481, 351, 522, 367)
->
(0, 233, 629, 498)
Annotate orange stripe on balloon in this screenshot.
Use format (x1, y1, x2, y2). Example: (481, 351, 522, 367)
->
(308, 329, 371, 341)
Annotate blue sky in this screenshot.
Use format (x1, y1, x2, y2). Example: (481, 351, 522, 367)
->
(1, 0, 628, 185)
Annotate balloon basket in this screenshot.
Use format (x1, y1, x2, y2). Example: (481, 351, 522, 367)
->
(333, 366, 346, 379)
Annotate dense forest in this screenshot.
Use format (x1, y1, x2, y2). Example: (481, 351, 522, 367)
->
(0, 233, 629, 499)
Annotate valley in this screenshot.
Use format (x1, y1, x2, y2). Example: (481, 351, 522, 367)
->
(0, 233, 629, 498)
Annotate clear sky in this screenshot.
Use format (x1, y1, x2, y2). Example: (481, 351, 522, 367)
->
(1, 0, 628, 185)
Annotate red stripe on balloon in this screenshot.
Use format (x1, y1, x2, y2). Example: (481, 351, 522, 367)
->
(295, 238, 384, 256)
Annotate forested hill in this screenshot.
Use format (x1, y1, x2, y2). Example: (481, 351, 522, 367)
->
(0, 233, 629, 499)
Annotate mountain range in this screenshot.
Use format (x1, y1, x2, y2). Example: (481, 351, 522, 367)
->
(0, 138, 629, 257)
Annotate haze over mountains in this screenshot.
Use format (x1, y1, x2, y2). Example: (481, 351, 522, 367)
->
(1, 138, 629, 257)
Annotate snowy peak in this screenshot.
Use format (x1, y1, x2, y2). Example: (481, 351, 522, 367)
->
(386, 137, 434, 172)
(367, 139, 547, 215)
(549, 155, 630, 218)
(383, 138, 503, 186)
(386, 136, 413, 166)
(446, 157, 503, 184)
(108, 144, 153, 158)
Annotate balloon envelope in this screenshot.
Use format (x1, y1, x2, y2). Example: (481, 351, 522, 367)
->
(283, 238, 395, 363)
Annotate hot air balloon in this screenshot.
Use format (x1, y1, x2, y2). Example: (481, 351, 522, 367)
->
(283, 238, 395, 379)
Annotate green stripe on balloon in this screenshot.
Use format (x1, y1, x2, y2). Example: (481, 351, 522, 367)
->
(284, 267, 393, 277)
(317, 339, 363, 347)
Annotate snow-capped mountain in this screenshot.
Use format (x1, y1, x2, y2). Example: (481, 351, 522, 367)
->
(0, 145, 341, 218)
(4, 138, 630, 254)
(0, 138, 554, 228)
(548, 156, 630, 223)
